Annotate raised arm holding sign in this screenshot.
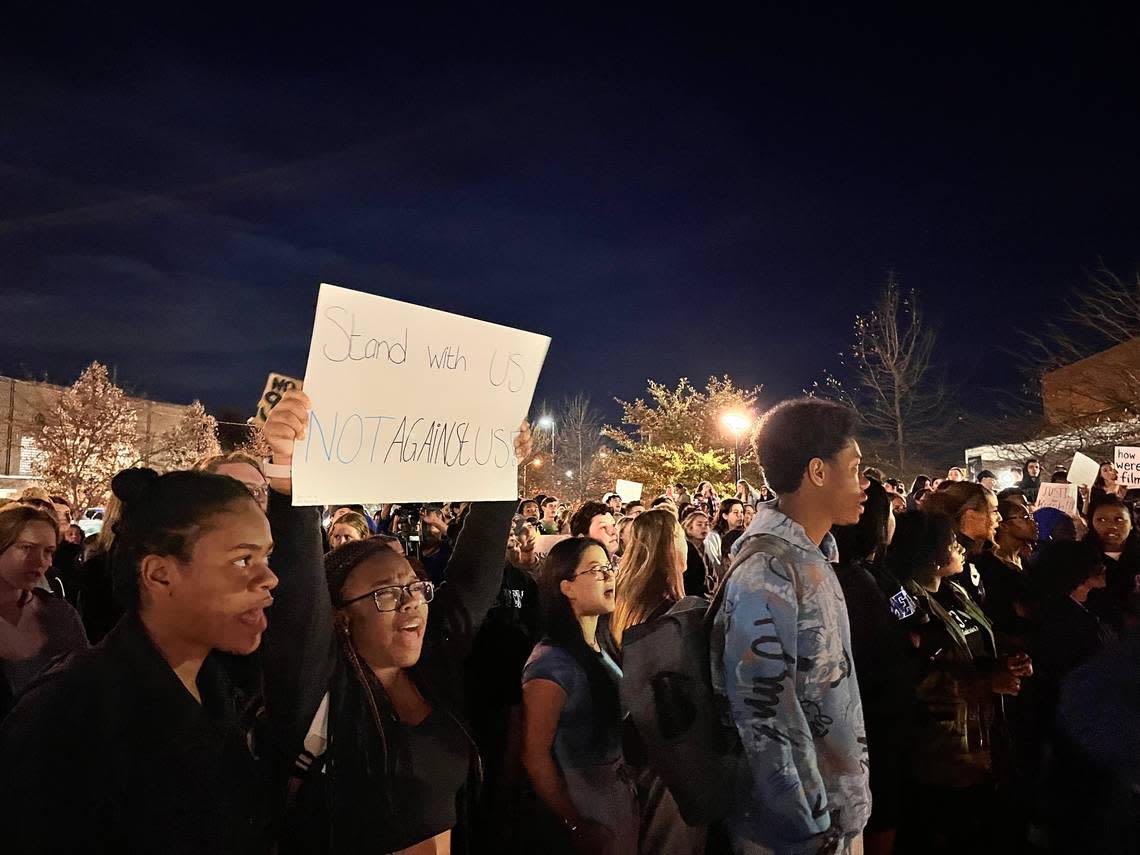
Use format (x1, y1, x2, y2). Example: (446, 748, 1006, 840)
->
(290, 283, 550, 505)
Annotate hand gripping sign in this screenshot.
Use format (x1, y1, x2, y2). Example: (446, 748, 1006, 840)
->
(291, 283, 550, 505)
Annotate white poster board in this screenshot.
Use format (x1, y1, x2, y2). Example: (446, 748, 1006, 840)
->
(1115, 447, 1140, 488)
(1068, 451, 1100, 488)
(1036, 482, 1078, 516)
(292, 283, 550, 505)
(615, 479, 643, 503)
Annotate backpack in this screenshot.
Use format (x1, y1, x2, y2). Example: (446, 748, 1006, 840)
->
(619, 533, 791, 826)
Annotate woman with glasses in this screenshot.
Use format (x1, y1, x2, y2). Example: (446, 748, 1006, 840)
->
(521, 537, 637, 855)
(972, 498, 1039, 651)
(257, 390, 529, 854)
(194, 451, 271, 513)
(609, 509, 705, 854)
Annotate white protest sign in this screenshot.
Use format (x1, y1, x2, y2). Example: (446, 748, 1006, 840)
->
(1115, 447, 1140, 488)
(1068, 451, 1100, 488)
(1035, 482, 1077, 516)
(615, 479, 643, 503)
(292, 283, 550, 505)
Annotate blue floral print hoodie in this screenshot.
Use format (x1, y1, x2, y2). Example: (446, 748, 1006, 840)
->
(711, 501, 871, 854)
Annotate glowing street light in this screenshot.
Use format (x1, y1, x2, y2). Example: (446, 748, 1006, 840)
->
(537, 415, 556, 457)
(721, 412, 753, 482)
(565, 470, 574, 478)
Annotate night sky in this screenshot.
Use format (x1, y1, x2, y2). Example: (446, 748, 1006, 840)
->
(3, 6, 1139, 424)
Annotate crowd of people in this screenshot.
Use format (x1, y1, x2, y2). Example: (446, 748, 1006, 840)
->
(0, 388, 1137, 854)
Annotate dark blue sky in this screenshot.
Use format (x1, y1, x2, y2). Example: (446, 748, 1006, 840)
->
(3, 5, 1138, 422)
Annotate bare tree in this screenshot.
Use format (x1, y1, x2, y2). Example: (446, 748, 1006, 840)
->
(826, 277, 947, 475)
(556, 393, 605, 503)
(34, 362, 140, 512)
(973, 263, 1140, 463)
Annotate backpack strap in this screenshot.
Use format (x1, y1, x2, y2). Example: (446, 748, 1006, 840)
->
(703, 533, 794, 629)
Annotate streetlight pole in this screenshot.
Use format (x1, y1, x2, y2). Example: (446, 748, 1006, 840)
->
(720, 412, 752, 485)
(538, 415, 556, 459)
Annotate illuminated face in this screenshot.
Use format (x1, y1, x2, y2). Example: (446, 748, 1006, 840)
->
(339, 551, 431, 670)
(947, 468, 963, 482)
(724, 502, 745, 529)
(559, 545, 615, 617)
(0, 522, 58, 591)
(823, 440, 867, 526)
(157, 500, 277, 656)
(329, 522, 365, 549)
(588, 513, 619, 555)
(1027, 462, 1040, 477)
(519, 501, 539, 519)
(684, 514, 710, 542)
(1092, 504, 1132, 551)
(743, 504, 756, 527)
(1100, 463, 1118, 483)
(607, 497, 622, 514)
(962, 492, 1001, 542)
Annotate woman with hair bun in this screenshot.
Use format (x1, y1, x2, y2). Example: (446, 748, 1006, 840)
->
(0, 466, 278, 853)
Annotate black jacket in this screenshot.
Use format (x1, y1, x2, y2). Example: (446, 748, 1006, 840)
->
(0, 615, 269, 854)
(260, 491, 515, 854)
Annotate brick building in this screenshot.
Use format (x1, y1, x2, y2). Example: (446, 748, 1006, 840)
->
(0, 375, 190, 499)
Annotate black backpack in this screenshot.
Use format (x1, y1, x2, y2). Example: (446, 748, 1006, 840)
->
(619, 533, 791, 826)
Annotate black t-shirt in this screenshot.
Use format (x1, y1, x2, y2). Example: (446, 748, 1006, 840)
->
(464, 563, 541, 710)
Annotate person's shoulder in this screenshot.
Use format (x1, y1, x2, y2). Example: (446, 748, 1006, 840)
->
(523, 642, 581, 688)
(3, 645, 106, 739)
(30, 588, 84, 622)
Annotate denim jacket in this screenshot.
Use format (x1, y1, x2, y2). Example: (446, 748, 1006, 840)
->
(711, 501, 871, 854)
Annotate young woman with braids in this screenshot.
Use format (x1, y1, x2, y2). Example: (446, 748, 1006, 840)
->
(0, 467, 279, 853)
(258, 390, 529, 854)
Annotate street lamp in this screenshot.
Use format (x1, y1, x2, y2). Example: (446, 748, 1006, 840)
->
(537, 415, 556, 457)
(565, 470, 574, 478)
(721, 412, 752, 483)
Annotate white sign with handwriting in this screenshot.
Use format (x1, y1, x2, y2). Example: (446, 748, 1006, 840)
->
(1115, 446, 1140, 488)
(291, 283, 550, 504)
(1036, 482, 1078, 516)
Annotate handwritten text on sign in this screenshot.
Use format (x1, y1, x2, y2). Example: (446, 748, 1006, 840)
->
(1036, 482, 1077, 516)
(291, 283, 550, 504)
(1114, 447, 1140, 488)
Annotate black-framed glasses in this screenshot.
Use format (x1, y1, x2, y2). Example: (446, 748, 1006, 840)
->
(342, 580, 435, 612)
(573, 562, 616, 582)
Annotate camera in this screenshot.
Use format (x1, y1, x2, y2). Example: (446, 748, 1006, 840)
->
(393, 504, 424, 559)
